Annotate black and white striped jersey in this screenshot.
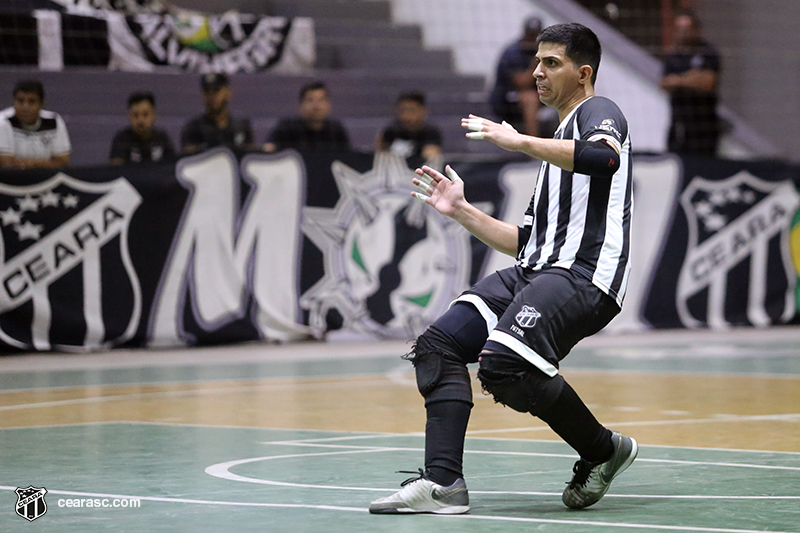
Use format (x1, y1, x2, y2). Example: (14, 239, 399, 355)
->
(517, 96, 632, 307)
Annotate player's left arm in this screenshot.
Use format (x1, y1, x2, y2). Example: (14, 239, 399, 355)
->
(462, 112, 621, 177)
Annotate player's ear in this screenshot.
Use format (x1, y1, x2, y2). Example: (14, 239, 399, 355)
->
(578, 65, 593, 85)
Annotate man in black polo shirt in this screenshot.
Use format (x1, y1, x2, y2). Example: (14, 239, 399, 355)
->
(109, 91, 175, 165)
(264, 81, 351, 152)
(660, 11, 721, 155)
(181, 73, 254, 154)
(376, 91, 442, 161)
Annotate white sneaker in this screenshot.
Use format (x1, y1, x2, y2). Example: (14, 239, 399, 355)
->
(562, 431, 638, 509)
(369, 470, 470, 514)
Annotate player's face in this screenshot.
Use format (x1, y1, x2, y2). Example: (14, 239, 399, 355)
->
(299, 88, 331, 123)
(203, 86, 231, 114)
(674, 15, 699, 46)
(13, 91, 43, 126)
(397, 100, 426, 129)
(533, 42, 583, 111)
(128, 100, 156, 136)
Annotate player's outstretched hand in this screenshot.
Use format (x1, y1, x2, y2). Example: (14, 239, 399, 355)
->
(411, 165, 466, 218)
(462, 114, 525, 152)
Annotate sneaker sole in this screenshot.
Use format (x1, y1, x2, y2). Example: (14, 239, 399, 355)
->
(369, 505, 470, 515)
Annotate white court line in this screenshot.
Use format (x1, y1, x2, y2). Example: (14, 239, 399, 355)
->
(0, 377, 396, 412)
(0, 486, 790, 533)
(254, 441, 800, 473)
(465, 413, 800, 436)
(205, 445, 800, 499)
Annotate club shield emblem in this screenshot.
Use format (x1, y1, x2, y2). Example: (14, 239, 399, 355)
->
(0, 173, 143, 350)
(677, 170, 800, 328)
(15, 486, 47, 522)
(515, 305, 541, 328)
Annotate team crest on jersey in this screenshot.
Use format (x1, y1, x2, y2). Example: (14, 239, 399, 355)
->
(0, 174, 143, 350)
(515, 305, 541, 328)
(677, 170, 800, 328)
(300, 154, 471, 338)
(15, 486, 47, 522)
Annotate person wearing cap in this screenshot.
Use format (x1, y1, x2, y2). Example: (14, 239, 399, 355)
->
(489, 16, 555, 137)
(180, 73, 254, 154)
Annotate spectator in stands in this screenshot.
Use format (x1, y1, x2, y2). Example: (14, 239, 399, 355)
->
(264, 81, 351, 152)
(490, 16, 554, 137)
(660, 10, 721, 155)
(375, 91, 442, 160)
(181, 73, 254, 154)
(109, 91, 175, 165)
(0, 79, 70, 169)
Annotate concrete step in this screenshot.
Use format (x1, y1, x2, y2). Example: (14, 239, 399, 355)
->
(262, 0, 393, 23)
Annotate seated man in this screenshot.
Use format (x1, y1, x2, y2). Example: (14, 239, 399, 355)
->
(375, 91, 442, 160)
(264, 81, 351, 152)
(181, 73, 254, 154)
(489, 16, 543, 136)
(110, 91, 175, 165)
(0, 79, 70, 169)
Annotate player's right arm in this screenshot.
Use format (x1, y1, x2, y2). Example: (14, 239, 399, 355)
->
(413, 165, 518, 257)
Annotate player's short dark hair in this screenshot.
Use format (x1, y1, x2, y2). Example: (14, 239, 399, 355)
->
(128, 91, 155, 109)
(397, 90, 426, 107)
(13, 79, 44, 102)
(299, 81, 328, 102)
(537, 23, 602, 85)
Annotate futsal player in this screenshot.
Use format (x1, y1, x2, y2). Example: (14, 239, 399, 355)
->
(370, 22, 637, 514)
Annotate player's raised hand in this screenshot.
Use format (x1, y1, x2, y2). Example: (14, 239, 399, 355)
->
(411, 165, 465, 218)
(462, 114, 525, 152)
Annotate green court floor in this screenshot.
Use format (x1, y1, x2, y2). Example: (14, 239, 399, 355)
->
(1, 422, 799, 532)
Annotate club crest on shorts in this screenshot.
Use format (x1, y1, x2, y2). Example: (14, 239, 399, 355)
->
(515, 305, 541, 328)
(15, 486, 47, 522)
(300, 154, 471, 339)
(0, 173, 143, 350)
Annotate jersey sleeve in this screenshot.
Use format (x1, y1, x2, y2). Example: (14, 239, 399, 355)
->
(576, 97, 628, 153)
(0, 119, 14, 156)
(52, 115, 71, 155)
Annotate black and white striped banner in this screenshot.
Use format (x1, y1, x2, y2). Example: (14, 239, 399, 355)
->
(0, 7, 315, 73)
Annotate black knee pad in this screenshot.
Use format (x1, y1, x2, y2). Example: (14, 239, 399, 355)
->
(477, 353, 565, 415)
(404, 332, 473, 406)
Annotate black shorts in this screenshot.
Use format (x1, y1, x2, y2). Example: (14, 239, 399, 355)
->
(454, 265, 620, 376)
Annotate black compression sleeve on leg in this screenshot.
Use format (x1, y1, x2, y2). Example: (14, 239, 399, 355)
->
(424, 400, 472, 486)
(537, 380, 613, 463)
(573, 140, 620, 178)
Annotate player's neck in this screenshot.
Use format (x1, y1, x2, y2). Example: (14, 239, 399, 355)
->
(556, 86, 595, 122)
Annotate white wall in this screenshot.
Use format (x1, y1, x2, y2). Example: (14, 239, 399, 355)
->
(389, 0, 671, 153)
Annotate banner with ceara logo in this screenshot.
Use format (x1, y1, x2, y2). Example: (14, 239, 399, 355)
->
(637, 156, 800, 330)
(1, 5, 314, 74)
(1, 151, 799, 353)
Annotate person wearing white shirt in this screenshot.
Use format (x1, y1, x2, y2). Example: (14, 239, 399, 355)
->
(0, 79, 71, 169)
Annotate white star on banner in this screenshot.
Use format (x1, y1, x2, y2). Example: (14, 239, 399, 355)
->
(15, 220, 44, 241)
(16, 195, 39, 212)
(0, 207, 21, 226)
(39, 190, 61, 207)
(62, 194, 79, 208)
